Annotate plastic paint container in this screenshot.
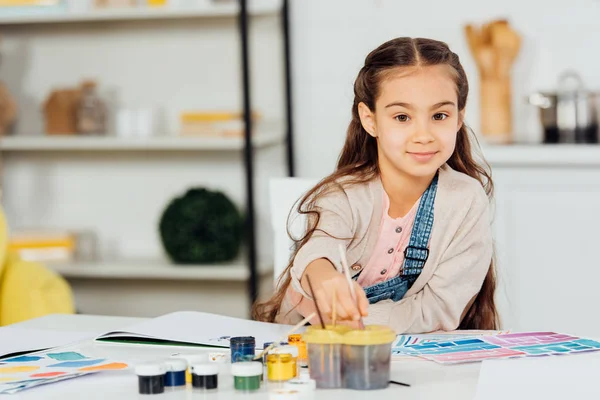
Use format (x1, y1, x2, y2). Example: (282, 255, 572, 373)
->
(230, 336, 256, 363)
(135, 362, 166, 395)
(341, 325, 396, 390)
(288, 334, 308, 367)
(266, 353, 295, 382)
(163, 358, 187, 387)
(191, 363, 219, 390)
(231, 361, 263, 392)
(302, 325, 349, 389)
(269, 345, 299, 377)
(176, 353, 209, 384)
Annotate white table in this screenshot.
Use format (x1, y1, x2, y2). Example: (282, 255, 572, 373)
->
(8, 314, 482, 399)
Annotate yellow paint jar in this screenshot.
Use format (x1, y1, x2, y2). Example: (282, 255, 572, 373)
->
(287, 334, 308, 367)
(269, 345, 299, 377)
(266, 353, 295, 382)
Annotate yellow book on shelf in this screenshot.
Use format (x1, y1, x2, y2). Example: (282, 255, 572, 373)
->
(180, 111, 262, 123)
(9, 239, 75, 250)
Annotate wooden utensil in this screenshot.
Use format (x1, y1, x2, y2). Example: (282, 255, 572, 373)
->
(464, 19, 521, 143)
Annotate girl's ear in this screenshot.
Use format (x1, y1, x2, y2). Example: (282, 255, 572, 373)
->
(358, 102, 377, 138)
(458, 109, 465, 131)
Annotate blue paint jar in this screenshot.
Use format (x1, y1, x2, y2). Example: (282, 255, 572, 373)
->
(230, 336, 256, 363)
(163, 358, 187, 387)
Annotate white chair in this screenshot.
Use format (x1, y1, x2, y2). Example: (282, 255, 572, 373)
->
(269, 177, 317, 287)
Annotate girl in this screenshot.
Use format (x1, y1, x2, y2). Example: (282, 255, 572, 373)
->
(254, 37, 498, 333)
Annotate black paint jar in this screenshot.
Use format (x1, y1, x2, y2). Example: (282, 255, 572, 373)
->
(191, 363, 219, 390)
(135, 363, 166, 395)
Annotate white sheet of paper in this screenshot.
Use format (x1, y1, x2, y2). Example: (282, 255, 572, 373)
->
(474, 353, 600, 399)
(96, 311, 296, 349)
(0, 327, 94, 359)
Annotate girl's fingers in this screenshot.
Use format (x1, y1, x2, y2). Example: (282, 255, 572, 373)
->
(312, 286, 331, 315)
(336, 286, 361, 321)
(354, 284, 370, 316)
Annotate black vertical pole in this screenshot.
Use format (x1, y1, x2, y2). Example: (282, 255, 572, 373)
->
(238, 0, 258, 308)
(282, 0, 295, 177)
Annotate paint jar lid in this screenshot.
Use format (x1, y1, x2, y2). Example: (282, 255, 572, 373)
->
(267, 353, 293, 364)
(269, 345, 299, 358)
(176, 353, 209, 365)
(230, 336, 255, 345)
(135, 362, 166, 376)
(287, 334, 304, 343)
(284, 378, 317, 392)
(163, 358, 187, 372)
(269, 388, 300, 400)
(303, 327, 345, 344)
(342, 325, 396, 345)
(231, 361, 262, 377)
(208, 352, 228, 363)
(191, 363, 219, 376)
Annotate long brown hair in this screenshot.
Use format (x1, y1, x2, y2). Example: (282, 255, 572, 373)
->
(253, 37, 499, 330)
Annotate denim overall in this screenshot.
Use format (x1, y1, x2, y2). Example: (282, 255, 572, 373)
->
(361, 173, 438, 304)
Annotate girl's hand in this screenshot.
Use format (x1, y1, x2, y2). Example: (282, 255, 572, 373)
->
(313, 274, 368, 322)
(302, 259, 369, 322)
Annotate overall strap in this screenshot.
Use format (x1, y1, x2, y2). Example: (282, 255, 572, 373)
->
(401, 172, 439, 284)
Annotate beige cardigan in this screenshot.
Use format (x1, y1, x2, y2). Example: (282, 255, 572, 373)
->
(276, 164, 493, 334)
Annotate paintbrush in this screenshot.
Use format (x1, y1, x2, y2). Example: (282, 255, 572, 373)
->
(253, 312, 316, 361)
(389, 380, 411, 387)
(306, 275, 326, 329)
(338, 244, 365, 329)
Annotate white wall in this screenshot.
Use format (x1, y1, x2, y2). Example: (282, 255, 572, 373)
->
(289, 0, 600, 177)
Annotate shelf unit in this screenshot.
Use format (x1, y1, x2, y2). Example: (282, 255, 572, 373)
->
(0, 3, 279, 25)
(0, 0, 295, 314)
(46, 258, 272, 281)
(0, 131, 284, 151)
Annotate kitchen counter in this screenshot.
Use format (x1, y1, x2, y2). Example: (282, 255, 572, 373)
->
(480, 144, 600, 166)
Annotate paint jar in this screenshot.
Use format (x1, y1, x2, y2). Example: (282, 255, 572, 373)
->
(231, 361, 263, 392)
(266, 353, 295, 382)
(176, 353, 209, 384)
(135, 362, 166, 395)
(341, 325, 396, 390)
(191, 363, 219, 390)
(288, 334, 308, 367)
(230, 336, 256, 363)
(302, 325, 349, 389)
(269, 345, 299, 377)
(163, 358, 187, 387)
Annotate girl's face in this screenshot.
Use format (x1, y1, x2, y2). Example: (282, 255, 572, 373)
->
(358, 65, 463, 180)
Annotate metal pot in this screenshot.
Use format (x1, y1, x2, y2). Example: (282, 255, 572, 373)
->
(527, 71, 599, 144)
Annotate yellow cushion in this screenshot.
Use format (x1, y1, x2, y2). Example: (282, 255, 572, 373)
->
(0, 252, 75, 326)
(0, 208, 7, 280)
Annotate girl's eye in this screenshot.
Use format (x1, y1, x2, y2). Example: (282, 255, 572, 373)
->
(395, 114, 410, 122)
(433, 113, 448, 121)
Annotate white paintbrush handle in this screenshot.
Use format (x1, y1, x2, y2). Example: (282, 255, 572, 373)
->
(338, 243, 357, 300)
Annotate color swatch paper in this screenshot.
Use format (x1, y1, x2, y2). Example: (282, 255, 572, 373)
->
(393, 332, 600, 364)
(0, 349, 128, 394)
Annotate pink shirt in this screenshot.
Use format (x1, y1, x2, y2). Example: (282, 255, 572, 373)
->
(357, 190, 419, 286)
(284, 190, 420, 320)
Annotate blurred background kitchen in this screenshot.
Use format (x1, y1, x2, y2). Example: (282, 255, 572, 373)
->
(0, 0, 598, 337)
